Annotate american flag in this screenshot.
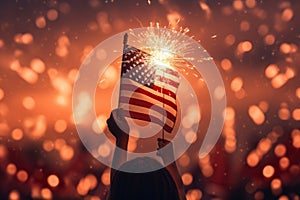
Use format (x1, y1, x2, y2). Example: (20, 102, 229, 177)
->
(119, 46, 180, 133)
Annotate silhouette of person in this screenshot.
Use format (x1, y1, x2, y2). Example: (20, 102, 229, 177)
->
(106, 108, 186, 200)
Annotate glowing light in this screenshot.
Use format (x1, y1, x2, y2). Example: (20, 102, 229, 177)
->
(280, 43, 291, 54)
(240, 20, 250, 31)
(9, 190, 20, 200)
(167, 12, 181, 28)
(281, 8, 294, 22)
(41, 188, 52, 199)
(278, 107, 290, 120)
(17, 170, 28, 182)
(131, 26, 193, 68)
(35, 16, 46, 28)
(178, 154, 190, 167)
(285, 67, 295, 79)
(96, 12, 112, 34)
(231, 77, 243, 92)
(6, 163, 17, 175)
(245, 0, 256, 8)
(12, 128, 23, 141)
(43, 140, 54, 152)
(51, 77, 72, 95)
(271, 178, 282, 190)
(278, 195, 289, 200)
(0, 88, 4, 101)
(181, 173, 193, 186)
(85, 174, 98, 190)
(262, 165, 275, 178)
(0, 39, 4, 48)
(214, 86, 226, 100)
(54, 120, 67, 133)
(274, 144, 286, 157)
(247, 151, 260, 167)
(58, 2, 71, 14)
(257, 138, 272, 154)
(264, 34, 275, 45)
(296, 88, 300, 99)
(17, 67, 39, 84)
(30, 58, 46, 74)
(265, 64, 279, 79)
(98, 143, 111, 158)
(60, 145, 74, 161)
(233, 0, 244, 11)
(56, 95, 68, 106)
(279, 157, 289, 170)
(21, 33, 34, 44)
(101, 168, 111, 186)
(96, 48, 107, 60)
(48, 174, 59, 187)
(199, 2, 211, 18)
(185, 130, 197, 144)
(258, 101, 269, 112)
(248, 105, 265, 125)
(47, 9, 58, 21)
(22, 96, 36, 110)
(221, 58, 232, 71)
(291, 129, 300, 148)
(92, 115, 107, 134)
(271, 74, 288, 89)
(98, 66, 118, 89)
(258, 24, 269, 36)
(186, 189, 202, 200)
(292, 109, 300, 120)
(0, 145, 7, 158)
(240, 41, 253, 52)
(55, 138, 66, 150)
(28, 115, 47, 140)
(224, 34, 236, 46)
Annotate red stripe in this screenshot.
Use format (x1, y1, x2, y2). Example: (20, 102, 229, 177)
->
(152, 86, 176, 98)
(123, 110, 173, 133)
(119, 96, 176, 122)
(156, 76, 179, 88)
(121, 84, 177, 109)
(165, 68, 179, 78)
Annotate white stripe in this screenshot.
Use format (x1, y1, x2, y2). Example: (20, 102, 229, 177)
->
(120, 90, 177, 117)
(156, 69, 179, 83)
(120, 104, 175, 127)
(121, 78, 176, 103)
(154, 79, 177, 94)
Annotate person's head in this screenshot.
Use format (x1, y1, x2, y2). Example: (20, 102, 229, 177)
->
(108, 157, 180, 200)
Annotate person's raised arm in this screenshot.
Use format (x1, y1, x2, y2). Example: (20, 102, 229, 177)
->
(157, 138, 186, 200)
(106, 109, 129, 182)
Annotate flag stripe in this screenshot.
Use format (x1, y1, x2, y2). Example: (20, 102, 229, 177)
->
(123, 110, 173, 133)
(120, 104, 175, 128)
(156, 76, 180, 88)
(120, 89, 176, 117)
(119, 96, 176, 122)
(121, 80, 177, 109)
(156, 69, 180, 83)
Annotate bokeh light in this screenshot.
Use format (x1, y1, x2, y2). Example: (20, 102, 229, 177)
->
(1, 1, 300, 199)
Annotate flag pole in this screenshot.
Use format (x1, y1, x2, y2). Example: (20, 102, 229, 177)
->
(162, 69, 165, 140)
(118, 33, 128, 108)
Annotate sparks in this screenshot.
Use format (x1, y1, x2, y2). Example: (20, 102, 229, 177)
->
(128, 23, 195, 72)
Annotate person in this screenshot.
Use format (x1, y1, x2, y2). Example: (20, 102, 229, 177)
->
(106, 109, 186, 200)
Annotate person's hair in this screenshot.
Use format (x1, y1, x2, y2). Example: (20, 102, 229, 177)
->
(108, 157, 180, 200)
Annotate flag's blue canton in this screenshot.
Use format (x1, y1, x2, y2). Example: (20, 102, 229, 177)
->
(121, 47, 156, 88)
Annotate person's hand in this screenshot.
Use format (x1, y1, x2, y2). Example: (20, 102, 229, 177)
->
(106, 109, 130, 142)
(157, 138, 175, 164)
